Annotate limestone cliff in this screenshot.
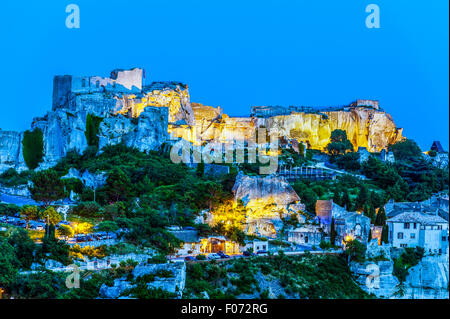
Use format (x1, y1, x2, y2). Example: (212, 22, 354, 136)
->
(115, 82, 195, 126)
(32, 110, 89, 168)
(351, 241, 449, 299)
(181, 103, 402, 152)
(231, 172, 305, 237)
(0, 130, 26, 173)
(98, 106, 169, 153)
(264, 107, 402, 152)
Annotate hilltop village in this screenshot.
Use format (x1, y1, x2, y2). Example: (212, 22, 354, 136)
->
(0, 68, 448, 299)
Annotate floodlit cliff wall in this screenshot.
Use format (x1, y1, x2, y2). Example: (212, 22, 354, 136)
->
(231, 172, 305, 237)
(182, 104, 403, 152)
(264, 107, 402, 152)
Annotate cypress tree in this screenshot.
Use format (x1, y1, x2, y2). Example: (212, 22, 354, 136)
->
(330, 218, 337, 246)
(381, 224, 389, 244)
(342, 191, 352, 211)
(368, 205, 376, 224)
(22, 128, 44, 170)
(375, 206, 387, 226)
(356, 185, 368, 210)
(333, 191, 341, 206)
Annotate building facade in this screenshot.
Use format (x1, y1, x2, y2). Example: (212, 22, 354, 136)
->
(387, 211, 449, 255)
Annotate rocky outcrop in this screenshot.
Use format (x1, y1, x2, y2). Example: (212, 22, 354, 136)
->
(132, 262, 186, 298)
(100, 278, 135, 299)
(61, 168, 107, 189)
(1, 70, 181, 172)
(0, 184, 31, 197)
(403, 256, 449, 299)
(350, 260, 400, 299)
(0, 130, 26, 173)
(98, 106, 168, 153)
(232, 172, 305, 237)
(179, 104, 402, 153)
(263, 107, 402, 152)
(351, 242, 449, 299)
(32, 110, 89, 168)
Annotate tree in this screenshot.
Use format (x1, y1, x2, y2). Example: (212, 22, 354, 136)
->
(96, 221, 119, 238)
(58, 225, 74, 240)
(335, 152, 361, 171)
(388, 138, 422, 160)
(330, 218, 337, 246)
(381, 224, 389, 244)
(74, 222, 93, 235)
(332, 190, 342, 207)
(20, 205, 39, 229)
(344, 239, 366, 263)
(22, 128, 44, 169)
(326, 129, 354, 156)
(342, 191, 352, 211)
(7, 228, 36, 269)
(85, 113, 103, 148)
(0, 238, 18, 288)
(105, 168, 132, 203)
(29, 170, 66, 207)
(39, 206, 62, 226)
(375, 206, 387, 226)
(355, 185, 368, 211)
(367, 205, 376, 224)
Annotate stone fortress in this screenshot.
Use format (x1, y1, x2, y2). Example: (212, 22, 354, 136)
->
(0, 67, 403, 173)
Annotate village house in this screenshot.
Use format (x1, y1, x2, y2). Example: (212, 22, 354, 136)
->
(170, 229, 241, 255)
(241, 240, 270, 253)
(287, 225, 322, 246)
(387, 211, 449, 255)
(316, 200, 371, 246)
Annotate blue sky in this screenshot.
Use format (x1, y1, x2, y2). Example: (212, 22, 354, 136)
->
(0, 0, 448, 150)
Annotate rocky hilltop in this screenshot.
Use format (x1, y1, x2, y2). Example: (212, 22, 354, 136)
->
(184, 102, 402, 152)
(0, 68, 403, 173)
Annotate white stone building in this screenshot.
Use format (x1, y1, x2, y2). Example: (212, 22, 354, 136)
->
(387, 211, 449, 255)
(287, 225, 322, 246)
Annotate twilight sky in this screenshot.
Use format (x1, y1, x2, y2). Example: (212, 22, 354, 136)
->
(0, 0, 448, 150)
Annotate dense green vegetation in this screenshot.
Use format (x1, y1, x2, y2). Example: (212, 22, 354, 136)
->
(85, 113, 103, 149)
(184, 253, 373, 299)
(1, 130, 447, 299)
(393, 247, 425, 283)
(0, 169, 31, 187)
(22, 128, 44, 170)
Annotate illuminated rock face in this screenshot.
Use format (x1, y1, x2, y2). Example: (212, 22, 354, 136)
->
(180, 103, 403, 152)
(263, 107, 403, 152)
(115, 82, 195, 126)
(232, 172, 305, 237)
